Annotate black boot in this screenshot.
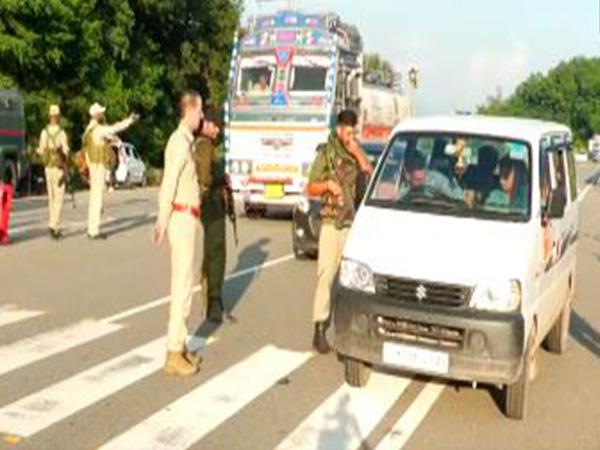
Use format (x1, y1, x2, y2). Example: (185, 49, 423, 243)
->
(312, 322, 331, 354)
(206, 299, 223, 324)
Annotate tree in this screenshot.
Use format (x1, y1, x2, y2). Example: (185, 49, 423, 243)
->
(363, 52, 395, 88)
(0, 0, 241, 166)
(479, 57, 600, 145)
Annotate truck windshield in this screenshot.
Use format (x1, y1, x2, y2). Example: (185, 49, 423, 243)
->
(368, 132, 532, 221)
(289, 55, 330, 92)
(238, 56, 276, 96)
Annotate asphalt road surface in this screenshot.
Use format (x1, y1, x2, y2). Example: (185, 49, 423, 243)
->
(0, 164, 599, 450)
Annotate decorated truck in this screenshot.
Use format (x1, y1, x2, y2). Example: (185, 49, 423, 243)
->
(0, 89, 27, 192)
(224, 10, 408, 213)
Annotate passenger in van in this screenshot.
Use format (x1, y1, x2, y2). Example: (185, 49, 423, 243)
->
(463, 145, 499, 207)
(400, 151, 463, 201)
(485, 157, 528, 211)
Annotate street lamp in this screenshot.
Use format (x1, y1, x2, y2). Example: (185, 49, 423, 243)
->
(407, 64, 419, 117)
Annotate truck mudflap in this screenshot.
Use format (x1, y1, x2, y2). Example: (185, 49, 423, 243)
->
(334, 287, 526, 385)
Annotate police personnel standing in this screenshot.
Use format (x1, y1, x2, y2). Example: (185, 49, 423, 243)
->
(153, 91, 204, 376)
(307, 110, 372, 354)
(37, 104, 70, 240)
(84, 103, 138, 239)
(194, 107, 228, 323)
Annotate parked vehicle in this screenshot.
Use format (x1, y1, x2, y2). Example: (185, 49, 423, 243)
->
(292, 143, 385, 259)
(0, 89, 27, 193)
(115, 141, 147, 187)
(334, 115, 578, 420)
(588, 135, 600, 162)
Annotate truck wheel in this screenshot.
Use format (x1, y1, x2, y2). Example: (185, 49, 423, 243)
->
(504, 331, 535, 420)
(2, 160, 17, 193)
(343, 357, 371, 388)
(544, 301, 571, 355)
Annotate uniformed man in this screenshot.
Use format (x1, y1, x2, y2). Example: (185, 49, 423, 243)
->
(153, 91, 204, 376)
(84, 103, 138, 239)
(37, 104, 70, 240)
(193, 107, 228, 323)
(306, 110, 372, 354)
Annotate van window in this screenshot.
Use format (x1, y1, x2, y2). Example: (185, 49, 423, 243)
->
(566, 149, 578, 202)
(368, 132, 532, 221)
(540, 137, 569, 209)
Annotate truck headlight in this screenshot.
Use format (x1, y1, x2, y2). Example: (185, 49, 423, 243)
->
(340, 258, 375, 294)
(297, 196, 310, 214)
(241, 161, 250, 175)
(469, 280, 521, 312)
(230, 161, 240, 174)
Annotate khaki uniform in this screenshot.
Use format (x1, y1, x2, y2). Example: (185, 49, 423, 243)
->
(194, 137, 227, 319)
(84, 117, 134, 237)
(158, 124, 201, 352)
(37, 125, 69, 231)
(309, 132, 362, 323)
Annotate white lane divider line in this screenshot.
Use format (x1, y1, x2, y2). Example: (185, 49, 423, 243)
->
(274, 373, 412, 450)
(0, 320, 123, 377)
(0, 305, 44, 328)
(579, 185, 592, 202)
(374, 382, 445, 450)
(103, 254, 295, 324)
(99, 345, 312, 450)
(0, 336, 212, 438)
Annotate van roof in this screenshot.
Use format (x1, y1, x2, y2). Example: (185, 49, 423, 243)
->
(392, 115, 571, 145)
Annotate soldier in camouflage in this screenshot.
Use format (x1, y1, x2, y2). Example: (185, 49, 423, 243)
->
(307, 110, 372, 354)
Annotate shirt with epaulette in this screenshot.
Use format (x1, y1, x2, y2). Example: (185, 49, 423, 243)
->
(308, 132, 360, 227)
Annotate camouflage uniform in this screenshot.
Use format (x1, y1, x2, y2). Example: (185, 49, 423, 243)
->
(308, 132, 362, 323)
(194, 136, 227, 322)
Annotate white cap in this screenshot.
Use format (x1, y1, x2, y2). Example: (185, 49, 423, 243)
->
(49, 104, 60, 116)
(89, 102, 106, 117)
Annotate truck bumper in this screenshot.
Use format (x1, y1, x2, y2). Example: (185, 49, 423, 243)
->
(334, 287, 525, 385)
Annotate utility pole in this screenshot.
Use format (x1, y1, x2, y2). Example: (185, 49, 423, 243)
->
(407, 65, 419, 118)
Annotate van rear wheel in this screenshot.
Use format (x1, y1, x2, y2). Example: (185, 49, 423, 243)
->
(343, 357, 371, 388)
(544, 301, 571, 354)
(504, 332, 535, 420)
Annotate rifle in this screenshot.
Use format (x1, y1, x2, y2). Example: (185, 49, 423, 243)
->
(56, 147, 76, 209)
(325, 151, 356, 230)
(223, 179, 238, 246)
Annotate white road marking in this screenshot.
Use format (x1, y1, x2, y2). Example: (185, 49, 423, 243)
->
(0, 305, 44, 328)
(0, 336, 210, 437)
(579, 185, 592, 202)
(99, 345, 311, 450)
(374, 382, 445, 450)
(104, 254, 295, 323)
(0, 320, 123, 376)
(274, 373, 412, 450)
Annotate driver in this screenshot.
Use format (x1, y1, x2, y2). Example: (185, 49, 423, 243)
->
(400, 150, 463, 200)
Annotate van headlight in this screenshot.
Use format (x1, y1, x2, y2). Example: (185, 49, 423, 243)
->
(297, 196, 310, 214)
(469, 280, 522, 312)
(340, 258, 375, 294)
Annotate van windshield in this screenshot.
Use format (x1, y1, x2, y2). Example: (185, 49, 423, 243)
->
(367, 132, 531, 221)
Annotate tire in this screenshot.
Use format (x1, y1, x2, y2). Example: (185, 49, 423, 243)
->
(343, 357, 371, 388)
(140, 174, 148, 188)
(544, 301, 571, 354)
(504, 331, 535, 420)
(244, 203, 266, 219)
(2, 160, 17, 193)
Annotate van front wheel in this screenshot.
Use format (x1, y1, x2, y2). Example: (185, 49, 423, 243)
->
(343, 357, 371, 388)
(504, 332, 535, 420)
(544, 301, 571, 354)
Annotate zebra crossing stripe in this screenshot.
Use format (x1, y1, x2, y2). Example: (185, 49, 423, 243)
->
(0, 336, 209, 438)
(374, 382, 445, 450)
(0, 305, 44, 328)
(274, 373, 412, 450)
(99, 346, 312, 450)
(0, 320, 123, 376)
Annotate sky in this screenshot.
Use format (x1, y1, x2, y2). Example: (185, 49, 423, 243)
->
(243, 0, 599, 114)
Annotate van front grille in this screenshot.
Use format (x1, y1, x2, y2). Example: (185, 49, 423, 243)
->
(375, 275, 471, 308)
(377, 316, 464, 349)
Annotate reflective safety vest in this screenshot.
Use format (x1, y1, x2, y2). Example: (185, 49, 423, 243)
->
(83, 124, 111, 166)
(42, 126, 64, 168)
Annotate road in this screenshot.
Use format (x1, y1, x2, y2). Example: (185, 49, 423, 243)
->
(0, 164, 599, 450)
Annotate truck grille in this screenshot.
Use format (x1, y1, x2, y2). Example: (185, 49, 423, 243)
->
(375, 275, 471, 308)
(377, 316, 464, 349)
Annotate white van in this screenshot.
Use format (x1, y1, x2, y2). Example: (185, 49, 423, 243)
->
(334, 116, 579, 420)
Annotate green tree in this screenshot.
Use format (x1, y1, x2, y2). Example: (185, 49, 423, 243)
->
(0, 0, 241, 166)
(480, 57, 600, 145)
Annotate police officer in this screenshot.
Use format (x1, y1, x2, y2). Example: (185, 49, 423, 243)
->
(194, 107, 228, 323)
(37, 104, 70, 240)
(84, 102, 138, 239)
(306, 110, 372, 354)
(154, 91, 204, 376)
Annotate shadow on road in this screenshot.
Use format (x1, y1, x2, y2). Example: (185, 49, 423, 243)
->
(317, 393, 368, 450)
(191, 238, 271, 340)
(570, 310, 600, 359)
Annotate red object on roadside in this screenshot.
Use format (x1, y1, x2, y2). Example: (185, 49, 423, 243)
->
(0, 183, 14, 245)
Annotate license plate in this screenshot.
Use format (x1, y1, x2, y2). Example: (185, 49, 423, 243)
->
(382, 342, 449, 374)
(264, 183, 285, 199)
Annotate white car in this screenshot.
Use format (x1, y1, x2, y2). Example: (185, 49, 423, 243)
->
(115, 142, 147, 186)
(334, 115, 578, 420)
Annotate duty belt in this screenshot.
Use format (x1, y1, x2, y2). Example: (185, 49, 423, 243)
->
(172, 202, 200, 219)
